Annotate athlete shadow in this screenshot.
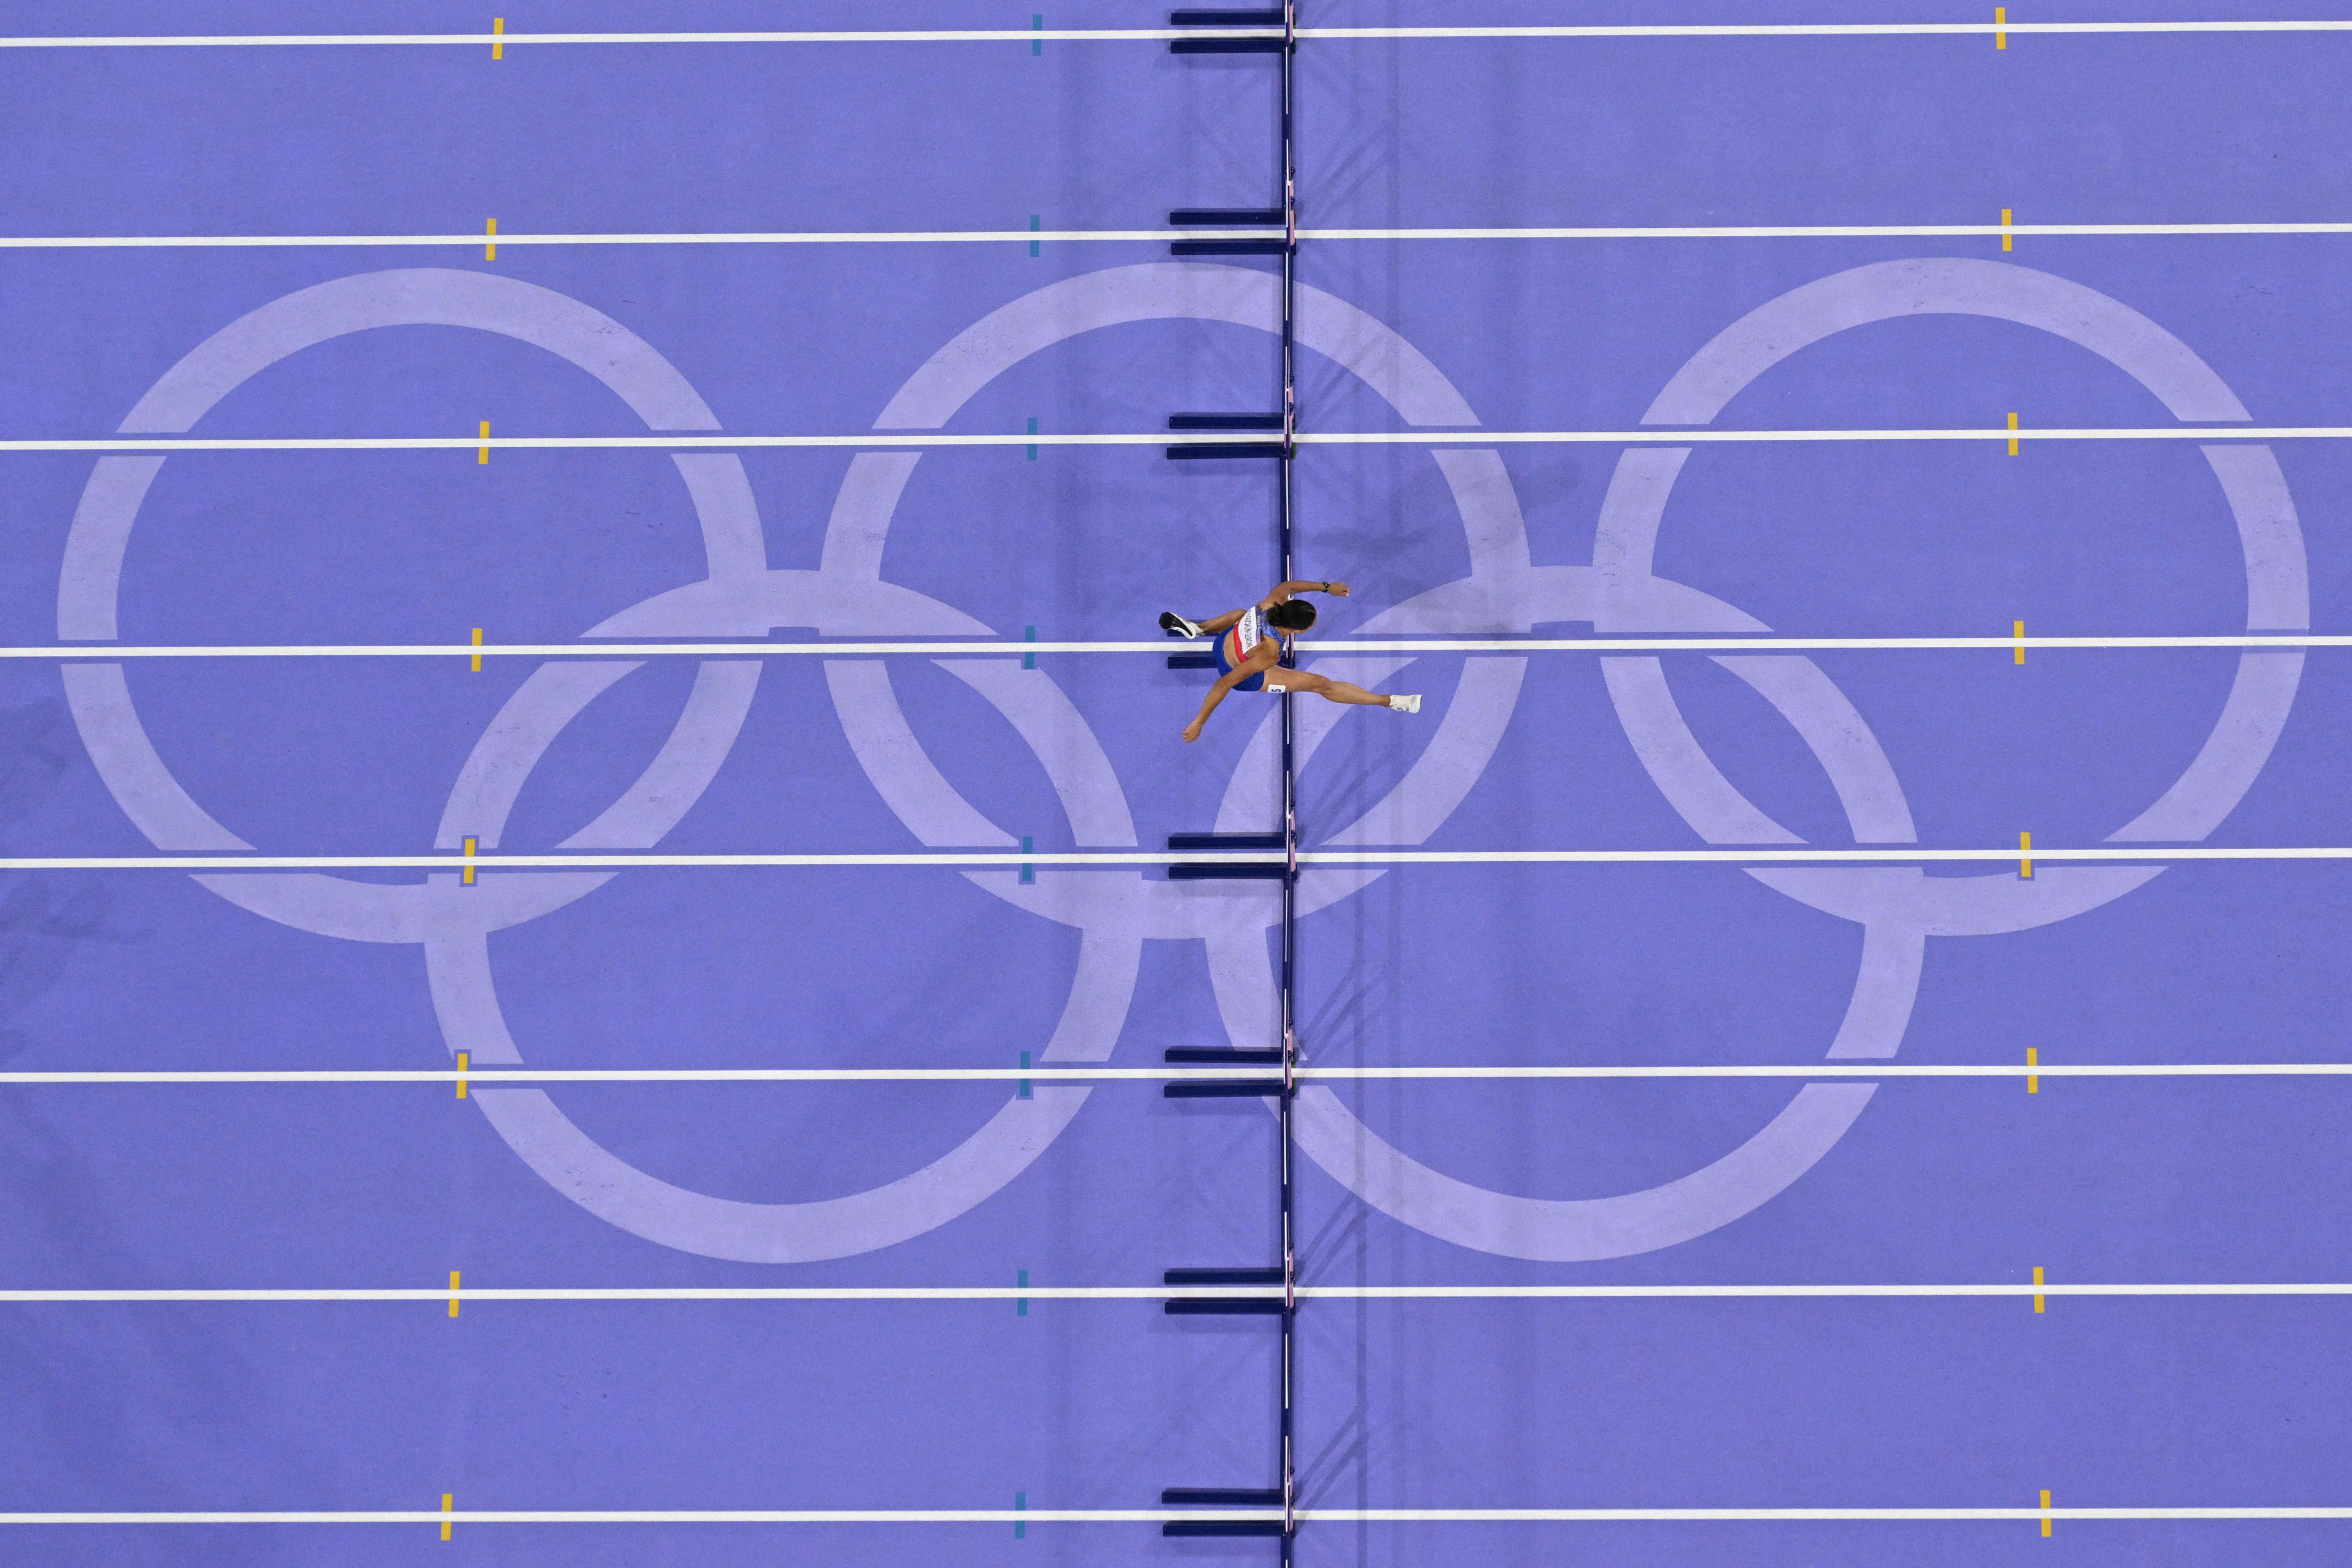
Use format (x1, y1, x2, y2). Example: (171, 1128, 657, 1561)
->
(0, 696, 145, 1063)
(0, 695, 279, 1525)
(1286, 928, 1397, 1539)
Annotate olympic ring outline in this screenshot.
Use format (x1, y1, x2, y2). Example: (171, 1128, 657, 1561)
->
(53, 270, 1091, 1262)
(55, 264, 1531, 1262)
(506, 262, 1555, 1259)
(788, 257, 2238, 1264)
(1261, 258, 2309, 1261)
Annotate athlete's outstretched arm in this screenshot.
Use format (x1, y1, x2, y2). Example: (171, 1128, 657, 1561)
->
(1264, 579, 1350, 603)
(1183, 669, 1248, 743)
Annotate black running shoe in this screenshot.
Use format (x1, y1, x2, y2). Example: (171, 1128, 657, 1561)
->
(1161, 611, 1204, 638)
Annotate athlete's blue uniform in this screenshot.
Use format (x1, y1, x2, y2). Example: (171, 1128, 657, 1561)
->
(1212, 605, 1276, 692)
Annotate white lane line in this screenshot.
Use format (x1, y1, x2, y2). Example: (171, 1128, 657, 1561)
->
(1301, 223, 2352, 239)
(1312, 1508, 2352, 1521)
(1290, 427, 2342, 444)
(1305, 21, 2352, 36)
(7, 222, 2352, 246)
(0, 229, 1216, 247)
(4, 1064, 2345, 1085)
(0, 1505, 2345, 1525)
(0, 428, 2337, 452)
(6, 636, 2349, 659)
(0, 1283, 2342, 1303)
(0, 1504, 1223, 1523)
(2, 849, 2346, 872)
(0, 29, 1275, 48)
(3, 20, 2350, 46)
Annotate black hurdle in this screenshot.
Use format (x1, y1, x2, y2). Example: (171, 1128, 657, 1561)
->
(1159, 4, 1302, 1559)
(1167, 831, 1287, 883)
(1167, 8, 1289, 55)
(1167, 412, 1286, 462)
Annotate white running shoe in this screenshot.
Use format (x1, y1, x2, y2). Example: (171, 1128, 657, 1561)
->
(1389, 693, 1422, 713)
(1160, 611, 1205, 638)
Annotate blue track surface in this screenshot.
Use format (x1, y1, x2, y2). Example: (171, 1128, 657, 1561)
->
(4, 4, 2352, 1564)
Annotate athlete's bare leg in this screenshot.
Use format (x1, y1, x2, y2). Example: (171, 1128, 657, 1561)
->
(1278, 670, 1396, 706)
(1194, 608, 1247, 635)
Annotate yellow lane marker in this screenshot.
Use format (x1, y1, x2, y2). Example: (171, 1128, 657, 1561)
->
(2040, 1488, 2052, 1535)
(2007, 410, 2019, 453)
(492, 17, 503, 59)
(2019, 831, 2032, 878)
(2001, 206, 2013, 247)
(2014, 619, 2025, 664)
(449, 1272, 461, 1318)
(456, 1050, 470, 1096)
(442, 1491, 454, 1539)
(470, 628, 483, 672)
(2033, 1267, 2046, 1313)
(2026, 1047, 2038, 1093)
(485, 217, 497, 259)
(477, 419, 490, 462)
(1996, 8, 2007, 48)
(461, 836, 478, 885)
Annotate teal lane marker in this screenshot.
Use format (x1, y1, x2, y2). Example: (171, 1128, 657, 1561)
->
(1018, 1052, 1033, 1099)
(1019, 835, 1034, 885)
(1025, 415, 1039, 459)
(1031, 14, 1042, 55)
(1028, 214, 1040, 257)
(1016, 1270, 1030, 1316)
(1023, 625, 1036, 669)
(1014, 1489, 1028, 1536)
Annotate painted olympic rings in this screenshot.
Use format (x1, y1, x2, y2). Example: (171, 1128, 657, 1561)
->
(59, 260, 2303, 1264)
